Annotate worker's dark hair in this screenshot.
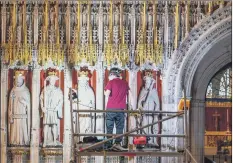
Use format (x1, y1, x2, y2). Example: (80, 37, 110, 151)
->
(109, 68, 121, 77)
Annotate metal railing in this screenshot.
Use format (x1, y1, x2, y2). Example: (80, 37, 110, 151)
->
(69, 88, 198, 163)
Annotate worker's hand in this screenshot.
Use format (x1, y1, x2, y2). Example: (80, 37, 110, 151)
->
(130, 112, 141, 117)
(131, 108, 141, 117)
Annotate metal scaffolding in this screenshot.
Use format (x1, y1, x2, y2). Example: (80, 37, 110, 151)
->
(69, 88, 197, 163)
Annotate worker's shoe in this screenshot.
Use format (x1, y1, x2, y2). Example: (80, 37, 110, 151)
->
(111, 143, 128, 151)
(147, 143, 160, 149)
(104, 142, 112, 150)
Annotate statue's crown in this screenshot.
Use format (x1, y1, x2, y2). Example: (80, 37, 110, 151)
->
(144, 70, 153, 78)
(14, 70, 24, 77)
(48, 70, 57, 76)
(79, 71, 88, 77)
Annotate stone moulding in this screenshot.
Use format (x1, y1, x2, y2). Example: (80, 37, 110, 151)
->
(166, 6, 232, 103)
(8, 147, 30, 155)
(40, 148, 63, 156)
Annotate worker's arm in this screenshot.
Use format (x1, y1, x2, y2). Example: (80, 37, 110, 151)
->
(104, 89, 111, 97)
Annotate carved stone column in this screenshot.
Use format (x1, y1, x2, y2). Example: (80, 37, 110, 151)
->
(63, 67, 72, 163)
(33, 3, 39, 45)
(1, 67, 8, 163)
(185, 3, 190, 37)
(66, 4, 70, 47)
(161, 74, 177, 163)
(95, 4, 104, 162)
(95, 62, 105, 138)
(1, 3, 6, 44)
(128, 68, 138, 163)
(95, 61, 105, 163)
(190, 99, 205, 163)
(163, 2, 169, 68)
(30, 68, 41, 163)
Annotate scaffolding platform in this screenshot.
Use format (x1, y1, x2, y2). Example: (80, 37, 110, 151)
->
(69, 87, 198, 163)
(76, 151, 184, 157)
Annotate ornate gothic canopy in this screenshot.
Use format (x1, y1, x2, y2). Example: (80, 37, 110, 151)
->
(0, 0, 229, 70)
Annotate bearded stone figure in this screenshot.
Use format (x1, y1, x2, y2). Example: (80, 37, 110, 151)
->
(77, 71, 95, 142)
(137, 71, 160, 146)
(8, 71, 31, 146)
(40, 72, 63, 147)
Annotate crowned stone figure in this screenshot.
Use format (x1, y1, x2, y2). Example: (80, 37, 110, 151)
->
(8, 71, 31, 145)
(76, 70, 95, 142)
(40, 71, 63, 147)
(137, 70, 160, 146)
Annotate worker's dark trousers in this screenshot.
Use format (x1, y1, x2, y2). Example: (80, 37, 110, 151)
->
(106, 111, 125, 144)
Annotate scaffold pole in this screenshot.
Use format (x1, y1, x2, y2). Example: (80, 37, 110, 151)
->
(77, 112, 184, 152)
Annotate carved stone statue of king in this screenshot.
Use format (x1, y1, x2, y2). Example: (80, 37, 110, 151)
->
(40, 71, 63, 147)
(8, 71, 31, 146)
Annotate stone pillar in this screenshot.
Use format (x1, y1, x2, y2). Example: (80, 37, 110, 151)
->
(33, 3, 39, 46)
(66, 4, 70, 47)
(63, 67, 72, 163)
(190, 99, 205, 163)
(1, 68, 8, 163)
(1, 3, 6, 44)
(30, 68, 41, 163)
(0, 10, 7, 163)
(161, 74, 177, 163)
(95, 64, 105, 138)
(63, 3, 72, 163)
(128, 69, 138, 163)
(185, 3, 190, 37)
(95, 3, 105, 162)
(163, 2, 169, 68)
(95, 62, 105, 163)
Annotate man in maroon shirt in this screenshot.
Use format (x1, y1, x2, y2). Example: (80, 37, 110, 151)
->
(104, 68, 129, 151)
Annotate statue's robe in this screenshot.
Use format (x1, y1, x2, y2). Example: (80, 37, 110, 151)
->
(8, 83, 31, 145)
(138, 87, 160, 145)
(77, 81, 95, 142)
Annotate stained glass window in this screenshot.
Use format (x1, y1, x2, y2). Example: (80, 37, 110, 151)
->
(206, 65, 232, 99)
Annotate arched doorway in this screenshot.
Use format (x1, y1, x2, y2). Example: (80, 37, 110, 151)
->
(205, 65, 232, 162)
(162, 5, 232, 163)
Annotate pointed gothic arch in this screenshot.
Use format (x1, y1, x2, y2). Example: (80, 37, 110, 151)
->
(164, 5, 232, 163)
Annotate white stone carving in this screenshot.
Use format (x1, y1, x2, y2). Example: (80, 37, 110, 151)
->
(8, 73, 31, 145)
(165, 6, 232, 103)
(137, 73, 160, 146)
(128, 69, 138, 146)
(76, 71, 95, 141)
(40, 75, 63, 147)
(95, 62, 105, 140)
(30, 69, 41, 163)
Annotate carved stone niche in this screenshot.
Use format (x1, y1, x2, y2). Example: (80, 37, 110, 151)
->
(8, 147, 30, 162)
